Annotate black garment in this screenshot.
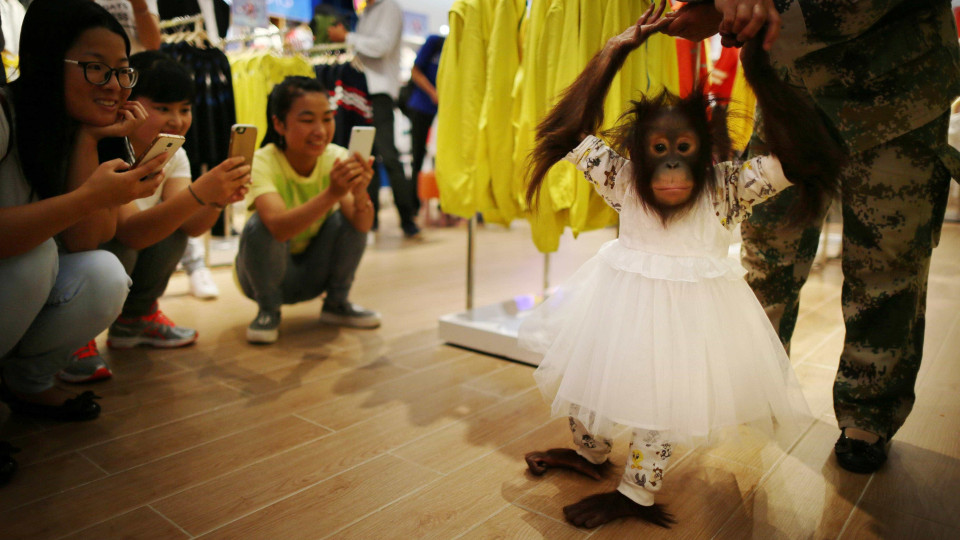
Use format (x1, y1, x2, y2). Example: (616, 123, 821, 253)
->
(314, 61, 373, 148)
(158, 0, 230, 38)
(160, 42, 235, 180)
(408, 109, 435, 214)
(161, 42, 236, 234)
(367, 94, 416, 231)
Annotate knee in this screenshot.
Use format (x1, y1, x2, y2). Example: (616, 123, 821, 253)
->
(331, 211, 366, 244)
(240, 214, 285, 255)
(80, 251, 131, 323)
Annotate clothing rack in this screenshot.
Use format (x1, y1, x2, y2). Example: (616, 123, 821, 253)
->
(305, 43, 363, 70)
(158, 14, 205, 30)
(437, 216, 548, 366)
(221, 27, 284, 51)
(306, 42, 352, 54)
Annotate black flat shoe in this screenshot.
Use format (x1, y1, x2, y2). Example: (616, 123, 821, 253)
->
(835, 429, 888, 474)
(0, 382, 101, 422)
(0, 441, 19, 487)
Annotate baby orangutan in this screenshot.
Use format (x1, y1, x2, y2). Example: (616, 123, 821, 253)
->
(522, 0, 842, 530)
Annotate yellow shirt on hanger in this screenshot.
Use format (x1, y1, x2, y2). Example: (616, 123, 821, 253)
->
(478, 0, 525, 223)
(436, 0, 486, 220)
(519, 0, 571, 252)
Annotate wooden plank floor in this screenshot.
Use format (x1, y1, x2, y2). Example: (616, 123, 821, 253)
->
(2, 215, 958, 539)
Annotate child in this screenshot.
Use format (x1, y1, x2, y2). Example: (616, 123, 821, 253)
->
(236, 76, 379, 344)
(519, 3, 817, 529)
(59, 50, 250, 383)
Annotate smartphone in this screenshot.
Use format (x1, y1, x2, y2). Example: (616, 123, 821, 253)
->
(348, 126, 376, 161)
(97, 136, 135, 165)
(133, 133, 186, 173)
(228, 124, 258, 166)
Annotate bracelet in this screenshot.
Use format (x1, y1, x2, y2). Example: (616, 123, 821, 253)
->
(186, 184, 206, 206)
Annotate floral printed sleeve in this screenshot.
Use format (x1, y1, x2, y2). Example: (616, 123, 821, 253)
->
(564, 135, 632, 213)
(713, 155, 792, 229)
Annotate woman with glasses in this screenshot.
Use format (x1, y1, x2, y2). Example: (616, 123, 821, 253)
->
(0, 0, 166, 422)
(56, 50, 250, 382)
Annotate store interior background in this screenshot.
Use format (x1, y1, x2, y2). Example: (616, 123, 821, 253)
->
(2, 1, 959, 538)
(206, 0, 462, 265)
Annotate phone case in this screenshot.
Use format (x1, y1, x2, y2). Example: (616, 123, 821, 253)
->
(133, 134, 186, 169)
(348, 126, 376, 161)
(229, 124, 258, 165)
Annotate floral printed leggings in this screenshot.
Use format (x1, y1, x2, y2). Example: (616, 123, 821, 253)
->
(569, 416, 674, 506)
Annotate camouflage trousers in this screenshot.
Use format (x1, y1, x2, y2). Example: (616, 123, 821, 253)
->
(741, 113, 956, 441)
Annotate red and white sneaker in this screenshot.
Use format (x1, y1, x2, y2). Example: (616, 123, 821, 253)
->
(57, 340, 113, 383)
(107, 305, 198, 349)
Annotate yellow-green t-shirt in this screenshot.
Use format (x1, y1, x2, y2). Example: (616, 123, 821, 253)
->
(247, 142, 351, 254)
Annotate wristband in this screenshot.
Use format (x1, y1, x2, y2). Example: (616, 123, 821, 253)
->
(187, 184, 206, 206)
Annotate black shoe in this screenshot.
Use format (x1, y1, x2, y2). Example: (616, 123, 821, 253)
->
(834, 429, 888, 474)
(0, 381, 101, 422)
(401, 222, 422, 239)
(321, 301, 382, 329)
(1, 441, 19, 487)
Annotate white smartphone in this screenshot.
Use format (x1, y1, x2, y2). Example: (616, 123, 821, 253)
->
(228, 124, 258, 166)
(348, 126, 376, 161)
(133, 133, 186, 175)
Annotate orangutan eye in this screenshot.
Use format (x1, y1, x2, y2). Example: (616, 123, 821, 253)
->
(677, 142, 691, 152)
(654, 143, 667, 153)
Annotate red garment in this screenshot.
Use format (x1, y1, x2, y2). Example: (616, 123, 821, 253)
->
(705, 45, 738, 100)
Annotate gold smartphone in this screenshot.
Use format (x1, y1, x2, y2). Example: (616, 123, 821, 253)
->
(133, 133, 186, 178)
(228, 124, 258, 166)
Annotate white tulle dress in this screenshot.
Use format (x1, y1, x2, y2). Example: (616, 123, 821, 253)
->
(519, 136, 812, 448)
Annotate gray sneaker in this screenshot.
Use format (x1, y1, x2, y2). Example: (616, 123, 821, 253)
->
(247, 310, 281, 344)
(57, 340, 113, 383)
(107, 308, 197, 349)
(320, 301, 381, 329)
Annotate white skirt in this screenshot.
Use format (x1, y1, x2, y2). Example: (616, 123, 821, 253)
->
(518, 240, 811, 448)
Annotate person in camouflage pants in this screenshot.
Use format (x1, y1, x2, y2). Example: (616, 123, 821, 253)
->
(664, 0, 960, 473)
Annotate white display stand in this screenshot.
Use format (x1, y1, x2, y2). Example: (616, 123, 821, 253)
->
(438, 296, 543, 366)
(437, 217, 546, 367)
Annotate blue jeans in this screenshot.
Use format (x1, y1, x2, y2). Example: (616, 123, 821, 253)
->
(235, 211, 367, 313)
(0, 239, 130, 393)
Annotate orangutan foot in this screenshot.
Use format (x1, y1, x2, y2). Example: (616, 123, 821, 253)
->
(524, 448, 608, 480)
(563, 490, 676, 529)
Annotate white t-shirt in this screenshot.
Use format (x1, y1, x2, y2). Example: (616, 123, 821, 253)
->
(134, 147, 191, 211)
(95, 0, 159, 54)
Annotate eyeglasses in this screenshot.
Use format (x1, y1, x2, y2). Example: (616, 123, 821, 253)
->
(64, 59, 139, 89)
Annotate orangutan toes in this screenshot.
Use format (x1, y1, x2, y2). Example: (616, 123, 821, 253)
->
(563, 491, 675, 529)
(524, 448, 607, 480)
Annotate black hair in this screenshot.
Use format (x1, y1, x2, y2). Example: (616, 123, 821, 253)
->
(10, 0, 131, 201)
(261, 76, 330, 150)
(128, 50, 195, 103)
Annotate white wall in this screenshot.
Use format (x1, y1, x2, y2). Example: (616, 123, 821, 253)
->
(395, 0, 454, 34)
